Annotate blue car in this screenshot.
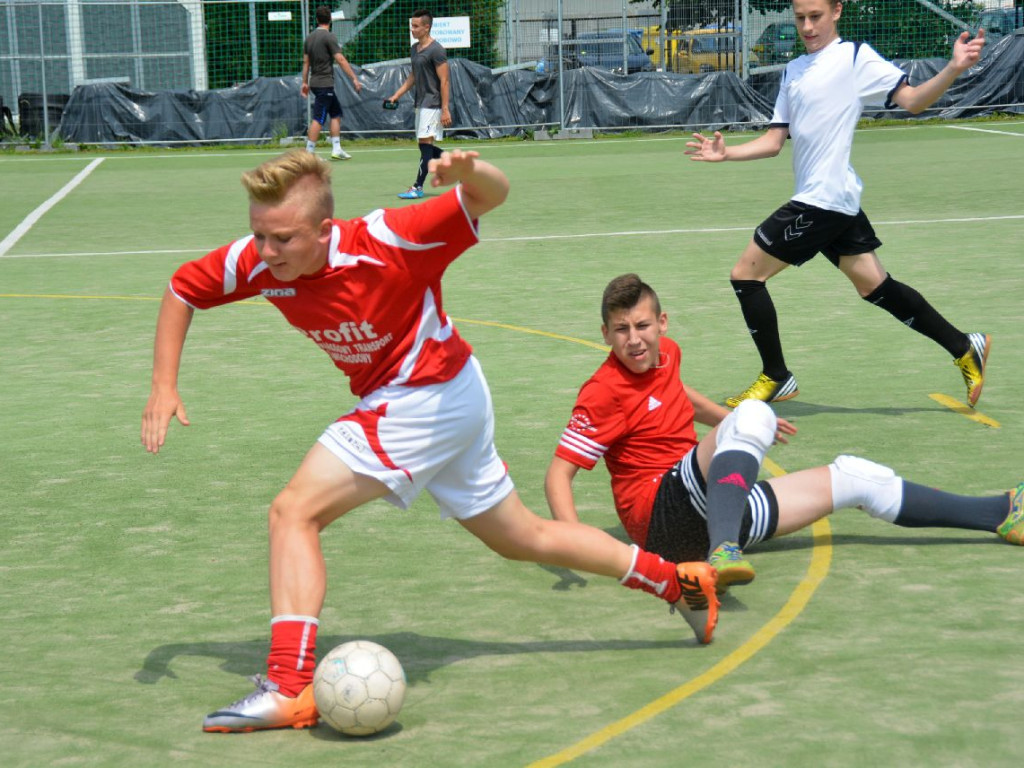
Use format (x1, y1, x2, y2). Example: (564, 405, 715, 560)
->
(539, 32, 655, 75)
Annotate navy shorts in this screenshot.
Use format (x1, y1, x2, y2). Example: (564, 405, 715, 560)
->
(753, 201, 883, 267)
(311, 86, 342, 124)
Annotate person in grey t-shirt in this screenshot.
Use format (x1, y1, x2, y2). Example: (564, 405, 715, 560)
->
(301, 5, 362, 160)
(386, 9, 451, 198)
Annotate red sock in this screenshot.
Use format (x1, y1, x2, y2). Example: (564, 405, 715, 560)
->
(266, 615, 319, 697)
(619, 545, 681, 603)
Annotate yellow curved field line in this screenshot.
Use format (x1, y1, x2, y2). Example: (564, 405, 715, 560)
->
(452, 316, 836, 767)
(528, 516, 832, 768)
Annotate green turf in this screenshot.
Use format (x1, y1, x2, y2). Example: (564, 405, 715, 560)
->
(2, 122, 1023, 767)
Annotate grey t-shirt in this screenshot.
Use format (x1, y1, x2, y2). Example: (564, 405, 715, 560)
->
(305, 27, 343, 88)
(410, 40, 447, 108)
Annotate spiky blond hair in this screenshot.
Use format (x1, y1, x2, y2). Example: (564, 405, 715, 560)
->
(240, 150, 334, 223)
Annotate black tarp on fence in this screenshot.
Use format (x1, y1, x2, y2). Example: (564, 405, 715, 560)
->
(57, 31, 1024, 145)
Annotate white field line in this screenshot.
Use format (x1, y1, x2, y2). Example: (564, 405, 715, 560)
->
(1, 120, 1022, 168)
(944, 125, 1024, 137)
(1, 213, 1021, 259)
(0, 158, 105, 257)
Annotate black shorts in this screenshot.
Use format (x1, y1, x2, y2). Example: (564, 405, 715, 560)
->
(643, 449, 779, 563)
(311, 86, 342, 124)
(753, 201, 883, 267)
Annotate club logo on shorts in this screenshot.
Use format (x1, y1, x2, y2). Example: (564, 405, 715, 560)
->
(784, 214, 812, 241)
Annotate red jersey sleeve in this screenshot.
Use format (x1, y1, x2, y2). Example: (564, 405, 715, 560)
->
(555, 377, 627, 471)
(170, 237, 262, 310)
(379, 187, 479, 274)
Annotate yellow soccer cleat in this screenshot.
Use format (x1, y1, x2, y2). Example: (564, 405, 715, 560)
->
(954, 332, 990, 408)
(725, 372, 799, 408)
(709, 541, 756, 589)
(997, 482, 1024, 545)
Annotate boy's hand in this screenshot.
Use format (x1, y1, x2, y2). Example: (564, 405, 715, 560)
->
(429, 149, 480, 188)
(952, 28, 984, 72)
(142, 389, 190, 454)
(685, 131, 727, 162)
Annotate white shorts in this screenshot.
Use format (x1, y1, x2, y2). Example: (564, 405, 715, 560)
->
(318, 356, 514, 520)
(415, 107, 443, 141)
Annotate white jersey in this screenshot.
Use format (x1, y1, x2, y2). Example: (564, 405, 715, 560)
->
(771, 38, 908, 215)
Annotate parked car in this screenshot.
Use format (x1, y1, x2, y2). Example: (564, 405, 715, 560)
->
(675, 29, 742, 74)
(979, 7, 1024, 42)
(538, 32, 655, 75)
(751, 22, 800, 65)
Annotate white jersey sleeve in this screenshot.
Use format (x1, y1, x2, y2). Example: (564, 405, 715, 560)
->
(853, 42, 908, 108)
(770, 69, 791, 126)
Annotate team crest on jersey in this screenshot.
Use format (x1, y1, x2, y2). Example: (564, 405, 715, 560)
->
(568, 411, 596, 433)
(261, 288, 297, 297)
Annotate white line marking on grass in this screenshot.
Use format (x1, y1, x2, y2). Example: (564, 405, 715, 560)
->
(0, 158, 105, 257)
(490, 225, 751, 242)
(486, 213, 1024, 243)
(0, 248, 205, 260)
(7, 213, 1022, 259)
(945, 125, 1024, 137)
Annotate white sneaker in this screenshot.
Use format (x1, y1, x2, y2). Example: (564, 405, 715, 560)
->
(202, 675, 318, 733)
(330, 148, 351, 161)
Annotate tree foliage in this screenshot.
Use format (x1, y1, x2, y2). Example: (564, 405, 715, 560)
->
(637, 1, 981, 57)
(632, 1, 740, 30)
(748, 0, 980, 58)
(348, 0, 503, 67)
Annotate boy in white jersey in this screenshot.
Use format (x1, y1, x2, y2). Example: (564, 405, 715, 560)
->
(141, 150, 719, 734)
(685, 0, 989, 409)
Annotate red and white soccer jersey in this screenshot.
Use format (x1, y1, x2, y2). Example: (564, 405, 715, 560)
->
(555, 336, 698, 545)
(170, 187, 477, 398)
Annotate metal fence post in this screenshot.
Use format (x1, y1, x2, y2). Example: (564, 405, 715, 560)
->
(557, 0, 564, 131)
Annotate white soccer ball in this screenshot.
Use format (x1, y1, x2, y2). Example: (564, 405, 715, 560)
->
(313, 640, 407, 736)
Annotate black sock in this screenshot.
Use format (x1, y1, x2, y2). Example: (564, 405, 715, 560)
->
(863, 274, 969, 358)
(731, 279, 789, 380)
(414, 142, 435, 188)
(895, 480, 1008, 532)
(706, 450, 761, 556)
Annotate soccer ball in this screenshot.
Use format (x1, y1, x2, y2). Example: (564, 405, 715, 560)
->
(313, 640, 407, 736)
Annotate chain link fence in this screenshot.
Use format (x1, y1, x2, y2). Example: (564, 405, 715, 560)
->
(1, 0, 1018, 143)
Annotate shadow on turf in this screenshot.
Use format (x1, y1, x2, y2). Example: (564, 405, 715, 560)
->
(135, 630, 702, 689)
(770, 400, 946, 418)
(756, 532, 1003, 553)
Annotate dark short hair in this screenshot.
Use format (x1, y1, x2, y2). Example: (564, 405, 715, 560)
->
(601, 273, 661, 325)
(412, 9, 433, 27)
(315, 6, 332, 26)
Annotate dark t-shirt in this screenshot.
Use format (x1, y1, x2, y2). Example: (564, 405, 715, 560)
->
(305, 27, 342, 88)
(409, 40, 447, 108)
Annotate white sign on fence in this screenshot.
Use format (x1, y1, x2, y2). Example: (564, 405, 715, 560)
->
(411, 17, 471, 49)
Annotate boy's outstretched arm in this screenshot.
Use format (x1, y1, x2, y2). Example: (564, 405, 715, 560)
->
(429, 149, 510, 220)
(893, 29, 985, 114)
(685, 126, 788, 162)
(141, 287, 194, 454)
